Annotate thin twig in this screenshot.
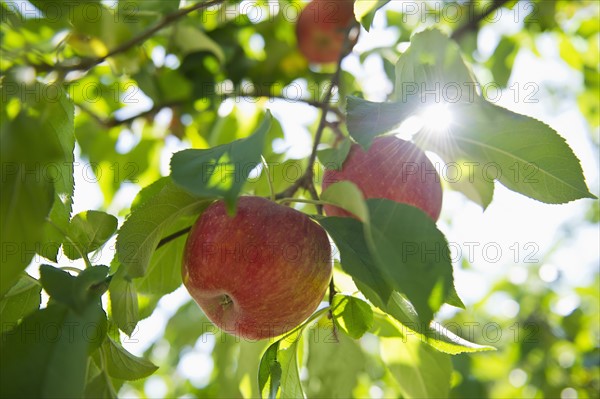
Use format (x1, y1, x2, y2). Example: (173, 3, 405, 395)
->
(76, 94, 341, 128)
(307, 184, 323, 215)
(77, 100, 185, 127)
(29, 0, 226, 73)
(451, 0, 510, 40)
(264, 94, 345, 121)
(325, 120, 346, 141)
(274, 23, 358, 200)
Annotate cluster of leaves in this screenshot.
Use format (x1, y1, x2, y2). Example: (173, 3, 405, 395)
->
(1, 0, 598, 398)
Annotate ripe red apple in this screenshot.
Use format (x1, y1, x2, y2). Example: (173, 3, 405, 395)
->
(322, 137, 443, 220)
(182, 196, 332, 340)
(296, 0, 357, 64)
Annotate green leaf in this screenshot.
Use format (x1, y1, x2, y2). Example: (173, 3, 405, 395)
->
(84, 355, 117, 399)
(258, 341, 282, 399)
(130, 176, 171, 212)
(1, 80, 75, 293)
(347, 27, 595, 205)
(0, 302, 107, 398)
(39, 89, 75, 262)
(445, 284, 466, 310)
(84, 373, 117, 399)
(320, 201, 467, 330)
(489, 36, 517, 87)
(434, 158, 494, 210)
(40, 264, 110, 312)
(317, 137, 352, 170)
(331, 295, 374, 339)
(385, 293, 494, 354)
(116, 179, 210, 278)
(346, 28, 479, 149)
(418, 99, 597, 203)
(102, 336, 158, 380)
(346, 97, 416, 149)
(0, 273, 41, 327)
(174, 24, 225, 64)
(109, 268, 139, 336)
(73, 265, 111, 304)
(354, 0, 390, 31)
(278, 339, 304, 399)
(161, 300, 210, 354)
(306, 320, 366, 398)
(321, 181, 369, 223)
(318, 217, 392, 309)
(135, 218, 190, 296)
(0, 165, 54, 297)
(170, 111, 272, 212)
(381, 333, 453, 398)
(321, 200, 460, 325)
(366, 199, 455, 324)
(39, 264, 77, 308)
(64, 211, 118, 260)
(394, 28, 478, 103)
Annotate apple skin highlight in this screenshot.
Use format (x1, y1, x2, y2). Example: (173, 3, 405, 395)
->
(182, 196, 332, 340)
(323, 136, 444, 221)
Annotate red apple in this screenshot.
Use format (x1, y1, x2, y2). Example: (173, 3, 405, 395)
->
(322, 137, 443, 220)
(296, 0, 357, 64)
(182, 196, 332, 340)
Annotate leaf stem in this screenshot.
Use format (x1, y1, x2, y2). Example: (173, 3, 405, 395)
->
(156, 226, 192, 250)
(98, 347, 119, 398)
(45, 218, 93, 268)
(261, 156, 276, 201)
(278, 306, 331, 343)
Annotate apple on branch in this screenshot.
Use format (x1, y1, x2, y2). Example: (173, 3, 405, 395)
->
(182, 196, 332, 340)
(296, 0, 358, 64)
(323, 136, 444, 220)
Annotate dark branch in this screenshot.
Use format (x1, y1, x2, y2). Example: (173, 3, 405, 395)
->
(77, 100, 185, 128)
(451, 0, 511, 40)
(77, 94, 342, 129)
(30, 0, 226, 73)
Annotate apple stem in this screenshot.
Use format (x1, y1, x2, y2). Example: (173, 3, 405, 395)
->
(220, 294, 233, 307)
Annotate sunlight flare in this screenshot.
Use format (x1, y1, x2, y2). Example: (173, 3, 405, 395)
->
(419, 103, 455, 134)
